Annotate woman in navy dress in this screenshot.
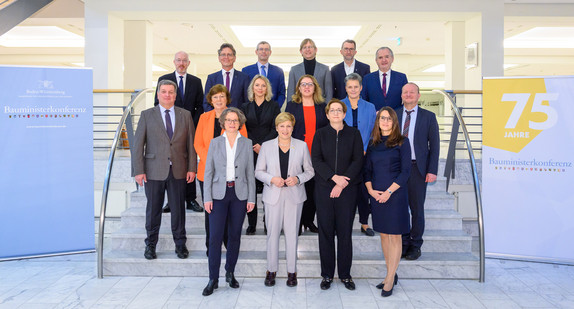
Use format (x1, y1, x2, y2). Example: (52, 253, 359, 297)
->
(364, 106, 411, 297)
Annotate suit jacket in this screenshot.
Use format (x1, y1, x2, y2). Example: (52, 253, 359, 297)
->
(242, 63, 286, 107)
(240, 100, 280, 146)
(396, 106, 440, 176)
(255, 137, 315, 205)
(284, 101, 329, 142)
(341, 97, 376, 152)
(203, 134, 256, 204)
(287, 61, 333, 103)
(203, 69, 250, 111)
(330, 60, 371, 100)
(131, 105, 197, 180)
(154, 71, 204, 125)
(193, 110, 248, 181)
(361, 70, 408, 111)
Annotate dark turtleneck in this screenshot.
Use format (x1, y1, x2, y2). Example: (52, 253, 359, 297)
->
(303, 58, 316, 76)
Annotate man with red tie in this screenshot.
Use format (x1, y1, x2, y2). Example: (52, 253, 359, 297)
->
(361, 47, 408, 111)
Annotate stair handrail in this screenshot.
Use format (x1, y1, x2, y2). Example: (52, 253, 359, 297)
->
(97, 88, 154, 279)
(433, 89, 485, 282)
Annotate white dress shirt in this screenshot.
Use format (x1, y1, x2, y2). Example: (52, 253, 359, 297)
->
(222, 131, 242, 181)
(221, 68, 235, 90)
(344, 59, 356, 75)
(379, 70, 391, 95)
(175, 72, 186, 94)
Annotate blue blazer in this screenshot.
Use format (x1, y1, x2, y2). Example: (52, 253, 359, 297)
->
(361, 70, 408, 111)
(331, 60, 370, 100)
(342, 97, 376, 152)
(203, 70, 250, 111)
(242, 63, 286, 107)
(284, 101, 328, 142)
(395, 106, 440, 176)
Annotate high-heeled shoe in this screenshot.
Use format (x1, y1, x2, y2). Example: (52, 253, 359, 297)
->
(381, 284, 394, 297)
(376, 274, 398, 289)
(303, 222, 319, 233)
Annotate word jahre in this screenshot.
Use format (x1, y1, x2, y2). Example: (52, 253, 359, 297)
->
(504, 131, 530, 138)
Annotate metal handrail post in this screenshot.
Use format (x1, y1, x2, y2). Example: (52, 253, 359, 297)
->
(97, 88, 154, 279)
(433, 89, 485, 282)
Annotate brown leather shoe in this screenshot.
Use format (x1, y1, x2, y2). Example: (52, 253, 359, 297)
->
(264, 271, 276, 287)
(287, 272, 298, 287)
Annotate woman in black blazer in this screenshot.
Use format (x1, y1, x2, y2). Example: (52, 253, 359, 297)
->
(285, 75, 328, 234)
(312, 99, 364, 291)
(241, 75, 281, 235)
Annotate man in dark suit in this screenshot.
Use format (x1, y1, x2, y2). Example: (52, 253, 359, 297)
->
(204, 43, 249, 110)
(155, 51, 204, 213)
(330, 39, 370, 100)
(361, 47, 408, 110)
(242, 41, 286, 107)
(132, 79, 197, 260)
(396, 82, 440, 261)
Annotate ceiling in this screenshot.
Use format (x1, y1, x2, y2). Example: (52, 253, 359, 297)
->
(0, 0, 573, 88)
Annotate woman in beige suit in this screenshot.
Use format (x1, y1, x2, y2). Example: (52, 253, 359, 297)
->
(255, 112, 315, 287)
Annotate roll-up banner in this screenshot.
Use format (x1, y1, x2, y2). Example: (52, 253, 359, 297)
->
(483, 76, 574, 264)
(0, 65, 94, 259)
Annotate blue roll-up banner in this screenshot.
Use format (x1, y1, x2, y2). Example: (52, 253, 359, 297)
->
(0, 65, 94, 259)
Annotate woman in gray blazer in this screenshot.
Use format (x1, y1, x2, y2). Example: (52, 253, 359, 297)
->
(202, 107, 256, 296)
(255, 112, 315, 287)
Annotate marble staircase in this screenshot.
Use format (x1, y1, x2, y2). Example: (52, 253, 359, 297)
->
(103, 178, 479, 279)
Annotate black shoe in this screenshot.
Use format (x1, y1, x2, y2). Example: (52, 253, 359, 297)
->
(264, 271, 276, 287)
(341, 278, 355, 290)
(246, 226, 256, 235)
(303, 222, 319, 233)
(361, 226, 375, 236)
(320, 277, 333, 290)
(264, 224, 267, 235)
(162, 204, 170, 213)
(175, 244, 189, 259)
(144, 244, 156, 260)
(376, 274, 398, 289)
(287, 272, 298, 287)
(187, 200, 203, 212)
(226, 271, 240, 288)
(405, 247, 422, 260)
(381, 284, 394, 297)
(202, 279, 218, 296)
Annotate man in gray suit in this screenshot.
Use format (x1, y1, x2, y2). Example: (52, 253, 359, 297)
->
(132, 79, 197, 260)
(287, 38, 333, 103)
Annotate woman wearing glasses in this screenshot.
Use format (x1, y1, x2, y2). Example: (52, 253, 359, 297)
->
(202, 107, 255, 296)
(364, 107, 411, 297)
(285, 75, 328, 234)
(311, 99, 364, 291)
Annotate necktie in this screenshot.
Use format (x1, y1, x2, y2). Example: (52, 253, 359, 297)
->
(403, 110, 414, 138)
(165, 110, 173, 140)
(260, 65, 267, 77)
(178, 76, 184, 98)
(225, 71, 230, 90)
(382, 72, 387, 98)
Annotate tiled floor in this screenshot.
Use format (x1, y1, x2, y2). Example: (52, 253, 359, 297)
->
(1, 253, 573, 308)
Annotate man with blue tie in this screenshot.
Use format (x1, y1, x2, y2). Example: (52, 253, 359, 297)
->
(396, 82, 440, 261)
(361, 47, 408, 110)
(155, 51, 204, 213)
(242, 41, 286, 107)
(330, 40, 370, 100)
(203, 43, 250, 111)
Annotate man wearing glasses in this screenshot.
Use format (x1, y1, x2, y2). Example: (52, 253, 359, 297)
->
(287, 38, 333, 103)
(203, 43, 250, 111)
(242, 41, 286, 107)
(331, 40, 370, 100)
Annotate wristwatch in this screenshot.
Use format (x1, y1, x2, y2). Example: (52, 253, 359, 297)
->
(387, 189, 393, 194)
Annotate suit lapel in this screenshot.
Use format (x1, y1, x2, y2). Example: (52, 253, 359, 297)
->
(152, 106, 170, 140)
(172, 108, 183, 139)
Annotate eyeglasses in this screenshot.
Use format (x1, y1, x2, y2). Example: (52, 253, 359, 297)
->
(342, 48, 356, 52)
(301, 45, 315, 50)
(300, 82, 314, 88)
(225, 119, 239, 124)
(257, 48, 271, 52)
(379, 116, 392, 122)
(219, 53, 234, 58)
(329, 109, 344, 114)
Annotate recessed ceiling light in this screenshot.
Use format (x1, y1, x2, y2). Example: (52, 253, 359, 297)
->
(230, 25, 361, 48)
(504, 27, 574, 48)
(0, 26, 84, 47)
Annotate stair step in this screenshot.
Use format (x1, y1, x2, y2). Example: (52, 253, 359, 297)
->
(110, 228, 471, 253)
(103, 250, 479, 279)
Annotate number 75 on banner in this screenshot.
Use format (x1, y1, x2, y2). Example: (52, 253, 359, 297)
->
(483, 78, 559, 153)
